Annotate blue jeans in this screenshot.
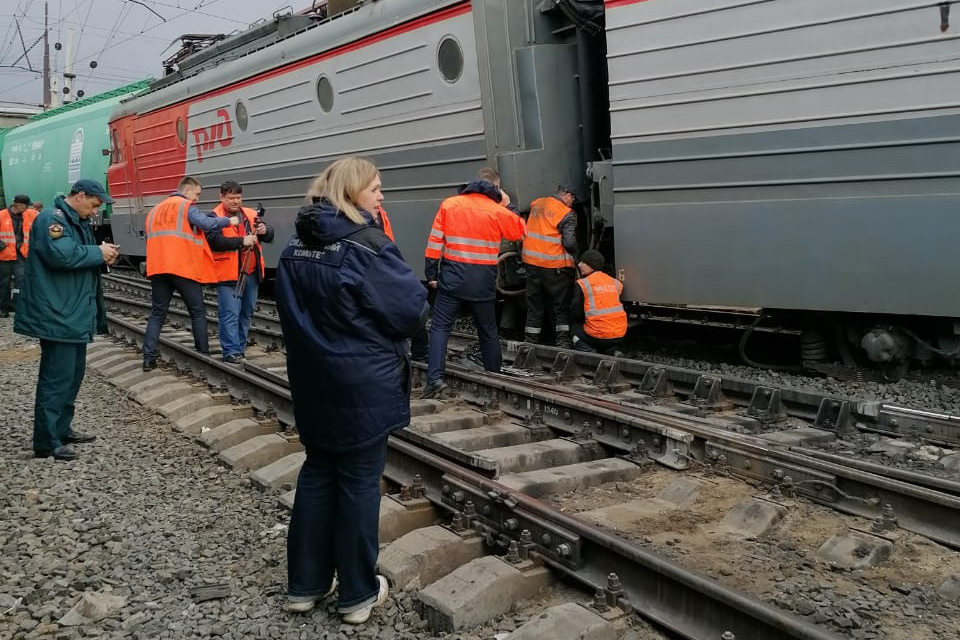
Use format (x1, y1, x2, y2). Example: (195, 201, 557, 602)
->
(143, 274, 208, 360)
(287, 438, 388, 613)
(33, 340, 86, 451)
(426, 291, 501, 383)
(216, 280, 258, 358)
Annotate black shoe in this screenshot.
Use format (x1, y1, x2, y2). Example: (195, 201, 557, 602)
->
(143, 359, 157, 372)
(63, 431, 96, 444)
(34, 445, 77, 461)
(223, 354, 243, 364)
(421, 380, 448, 400)
(573, 339, 597, 353)
(0, 311, 9, 318)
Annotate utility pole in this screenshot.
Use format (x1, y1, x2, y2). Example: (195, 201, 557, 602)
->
(42, 1, 51, 108)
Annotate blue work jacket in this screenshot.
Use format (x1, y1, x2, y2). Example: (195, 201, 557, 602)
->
(275, 200, 428, 452)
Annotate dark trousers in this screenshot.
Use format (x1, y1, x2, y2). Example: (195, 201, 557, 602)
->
(409, 285, 435, 361)
(287, 438, 388, 613)
(572, 323, 624, 355)
(426, 291, 500, 383)
(33, 340, 87, 452)
(143, 274, 209, 360)
(0, 259, 22, 313)
(524, 265, 575, 344)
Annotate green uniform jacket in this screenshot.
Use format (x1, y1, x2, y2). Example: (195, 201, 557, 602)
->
(14, 195, 107, 343)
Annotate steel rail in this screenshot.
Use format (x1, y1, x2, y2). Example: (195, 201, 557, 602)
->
(385, 438, 844, 640)
(488, 339, 960, 446)
(103, 274, 284, 337)
(103, 314, 841, 639)
(443, 365, 960, 548)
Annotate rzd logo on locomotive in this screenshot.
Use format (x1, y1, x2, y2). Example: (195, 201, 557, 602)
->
(191, 109, 233, 162)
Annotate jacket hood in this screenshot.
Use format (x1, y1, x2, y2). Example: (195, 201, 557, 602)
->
(457, 180, 502, 203)
(295, 199, 373, 246)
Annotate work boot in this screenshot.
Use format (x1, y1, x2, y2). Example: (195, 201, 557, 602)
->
(142, 359, 157, 372)
(63, 431, 97, 444)
(421, 380, 448, 400)
(555, 332, 573, 349)
(34, 445, 77, 461)
(523, 334, 538, 344)
(572, 337, 597, 353)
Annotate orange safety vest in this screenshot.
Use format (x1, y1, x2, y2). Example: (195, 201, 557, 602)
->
(145, 195, 217, 283)
(0, 208, 38, 261)
(210, 204, 265, 282)
(522, 197, 575, 269)
(425, 193, 526, 265)
(378, 206, 395, 242)
(577, 271, 627, 339)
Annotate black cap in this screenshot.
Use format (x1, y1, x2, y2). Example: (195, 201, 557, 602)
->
(557, 182, 576, 195)
(580, 249, 605, 270)
(70, 179, 114, 204)
(12, 194, 31, 206)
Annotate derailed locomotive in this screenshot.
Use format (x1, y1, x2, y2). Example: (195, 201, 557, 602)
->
(105, 0, 960, 372)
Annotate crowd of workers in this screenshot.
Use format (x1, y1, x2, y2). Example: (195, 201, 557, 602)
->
(3, 156, 628, 626)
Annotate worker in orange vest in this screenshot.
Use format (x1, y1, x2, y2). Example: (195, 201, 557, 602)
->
(521, 183, 578, 348)
(421, 176, 526, 398)
(0, 194, 38, 317)
(205, 180, 275, 364)
(571, 250, 627, 357)
(142, 176, 240, 370)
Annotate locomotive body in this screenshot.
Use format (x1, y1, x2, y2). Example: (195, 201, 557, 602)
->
(107, 0, 585, 272)
(105, 0, 960, 367)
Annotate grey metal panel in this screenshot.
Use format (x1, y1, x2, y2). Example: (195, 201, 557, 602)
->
(604, 0, 960, 318)
(473, 0, 585, 205)
(606, 0, 960, 140)
(614, 194, 960, 317)
(116, 0, 468, 116)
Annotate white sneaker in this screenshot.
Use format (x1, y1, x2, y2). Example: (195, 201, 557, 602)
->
(285, 576, 338, 613)
(342, 575, 388, 625)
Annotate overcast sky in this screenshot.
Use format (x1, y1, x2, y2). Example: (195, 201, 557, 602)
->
(1, 0, 301, 107)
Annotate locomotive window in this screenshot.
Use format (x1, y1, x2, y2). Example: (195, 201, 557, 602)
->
(176, 118, 186, 145)
(316, 76, 334, 113)
(236, 100, 249, 131)
(437, 37, 463, 83)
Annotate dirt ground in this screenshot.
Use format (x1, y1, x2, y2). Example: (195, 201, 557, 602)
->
(547, 469, 960, 639)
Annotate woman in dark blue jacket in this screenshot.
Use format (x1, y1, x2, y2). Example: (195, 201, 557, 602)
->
(275, 157, 427, 624)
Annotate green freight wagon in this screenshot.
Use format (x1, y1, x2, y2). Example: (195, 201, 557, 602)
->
(1, 79, 150, 217)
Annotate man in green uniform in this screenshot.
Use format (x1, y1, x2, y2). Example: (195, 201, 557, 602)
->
(15, 180, 119, 461)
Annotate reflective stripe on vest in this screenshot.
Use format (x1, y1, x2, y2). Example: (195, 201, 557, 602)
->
(145, 196, 216, 282)
(211, 205, 264, 282)
(578, 271, 627, 339)
(521, 197, 574, 269)
(424, 194, 509, 266)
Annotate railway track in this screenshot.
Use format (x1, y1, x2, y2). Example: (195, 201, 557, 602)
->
(95, 291, 960, 639)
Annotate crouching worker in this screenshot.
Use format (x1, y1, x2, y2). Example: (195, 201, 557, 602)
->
(571, 249, 627, 356)
(274, 157, 428, 624)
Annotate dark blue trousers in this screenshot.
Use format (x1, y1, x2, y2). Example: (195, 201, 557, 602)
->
(33, 340, 87, 452)
(426, 291, 500, 383)
(143, 274, 209, 360)
(287, 438, 388, 613)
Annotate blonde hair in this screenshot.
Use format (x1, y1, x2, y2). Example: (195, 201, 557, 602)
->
(306, 156, 379, 225)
